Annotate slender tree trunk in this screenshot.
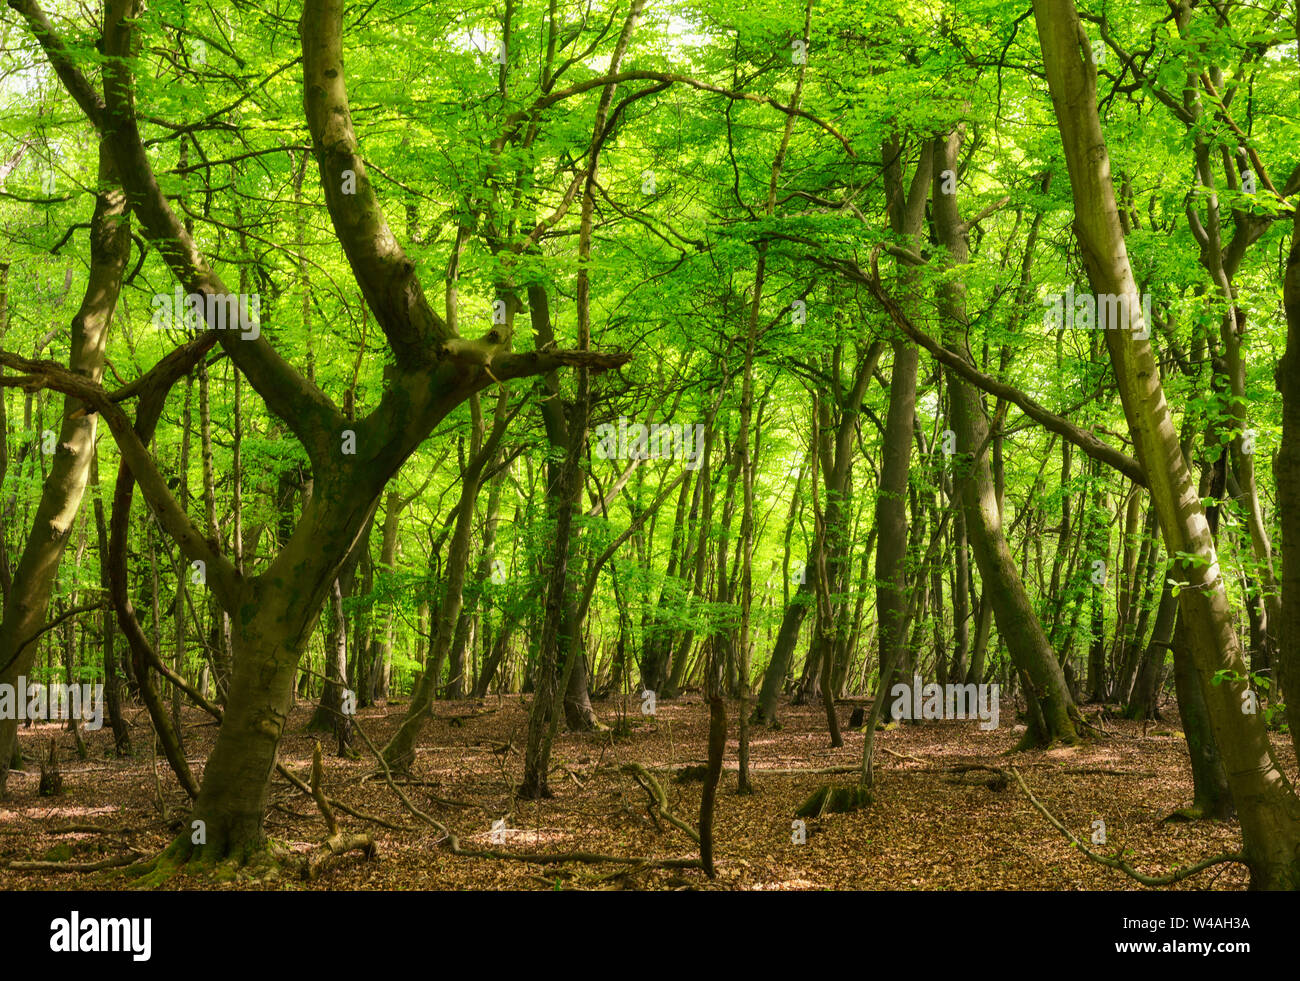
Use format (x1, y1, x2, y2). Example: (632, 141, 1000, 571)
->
(641, 471, 693, 694)
(172, 375, 192, 734)
(0, 144, 128, 795)
(306, 579, 353, 754)
(385, 393, 507, 769)
(519, 0, 645, 794)
(447, 459, 505, 699)
(753, 567, 813, 725)
(1114, 507, 1158, 702)
(198, 359, 231, 703)
(874, 135, 931, 704)
(932, 129, 1079, 746)
(90, 451, 131, 755)
(1124, 581, 1177, 720)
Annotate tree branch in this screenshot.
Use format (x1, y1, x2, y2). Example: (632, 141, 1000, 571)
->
(299, 0, 451, 365)
(0, 351, 242, 608)
(831, 253, 1148, 488)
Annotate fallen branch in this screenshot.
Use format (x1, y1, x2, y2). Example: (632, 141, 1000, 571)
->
(302, 743, 378, 880)
(7, 850, 146, 872)
(446, 845, 701, 869)
(275, 760, 408, 832)
(621, 762, 700, 844)
(882, 747, 932, 766)
(348, 715, 701, 871)
(601, 763, 860, 778)
(306, 832, 379, 880)
(1008, 766, 1247, 887)
(42, 823, 140, 835)
(1061, 767, 1158, 778)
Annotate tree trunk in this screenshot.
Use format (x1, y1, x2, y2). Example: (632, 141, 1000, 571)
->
(1274, 15, 1300, 761)
(384, 393, 507, 769)
(91, 451, 131, 755)
(874, 135, 930, 703)
(1034, 0, 1300, 887)
(1171, 615, 1234, 820)
(306, 579, 353, 754)
(447, 459, 505, 699)
(1124, 580, 1177, 721)
(0, 143, 128, 795)
(931, 129, 1079, 747)
(752, 568, 812, 725)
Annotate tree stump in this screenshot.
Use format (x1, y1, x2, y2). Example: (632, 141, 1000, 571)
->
(795, 783, 872, 818)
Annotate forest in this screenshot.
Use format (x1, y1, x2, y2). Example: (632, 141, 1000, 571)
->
(0, 0, 1298, 901)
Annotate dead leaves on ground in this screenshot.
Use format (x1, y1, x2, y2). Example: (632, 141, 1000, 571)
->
(0, 697, 1269, 891)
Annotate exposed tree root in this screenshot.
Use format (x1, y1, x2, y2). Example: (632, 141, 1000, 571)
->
(120, 835, 294, 888)
(1159, 804, 1228, 824)
(115, 746, 383, 887)
(306, 832, 379, 880)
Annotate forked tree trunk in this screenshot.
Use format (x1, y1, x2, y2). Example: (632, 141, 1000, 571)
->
(179, 473, 401, 860)
(185, 620, 306, 859)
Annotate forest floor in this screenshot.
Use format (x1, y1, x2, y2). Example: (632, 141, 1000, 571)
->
(0, 692, 1278, 890)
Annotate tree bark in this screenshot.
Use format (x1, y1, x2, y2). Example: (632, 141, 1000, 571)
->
(931, 129, 1079, 747)
(0, 143, 128, 795)
(1034, 0, 1300, 887)
(1274, 5, 1300, 762)
(874, 135, 930, 704)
